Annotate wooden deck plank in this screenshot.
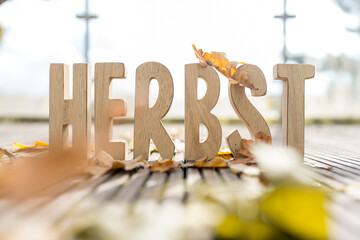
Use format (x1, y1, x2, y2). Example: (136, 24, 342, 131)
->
(113, 168, 150, 202)
(161, 168, 185, 203)
(2, 124, 360, 238)
(92, 170, 131, 201)
(202, 168, 223, 185)
(138, 172, 167, 201)
(218, 168, 239, 182)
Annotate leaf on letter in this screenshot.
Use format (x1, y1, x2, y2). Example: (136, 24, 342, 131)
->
(255, 132, 272, 144)
(192, 156, 227, 168)
(13, 141, 49, 149)
(150, 159, 180, 173)
(192, 44, 207, 67)
(192, 44, 257, 90)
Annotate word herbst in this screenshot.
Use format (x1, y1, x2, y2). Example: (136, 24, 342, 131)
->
(49, 62, 315, 160)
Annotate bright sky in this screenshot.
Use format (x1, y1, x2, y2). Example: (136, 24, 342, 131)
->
(0, 0, 359, 117)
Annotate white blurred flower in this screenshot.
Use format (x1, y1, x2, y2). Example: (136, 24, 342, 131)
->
(252, 144, 309, 184)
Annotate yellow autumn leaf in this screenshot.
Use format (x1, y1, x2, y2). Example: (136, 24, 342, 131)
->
(193, 156, 227, 168)
(0, 25, 3, 42)
(192, 44, 257, 89)
(217, 215, 279, 240)
(260, 186, 328, 239)
(217, 150, 233, 160)
(13, 141, 49, 149)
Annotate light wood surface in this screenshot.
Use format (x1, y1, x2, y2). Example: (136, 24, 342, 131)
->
(185, 64, 222, 160)
(226, 64, 271, 157)
(134, 62, 175, 160)
(95, 63, 128, 160)
(49, 63, 91, 158)
(273, 64, 315, 158)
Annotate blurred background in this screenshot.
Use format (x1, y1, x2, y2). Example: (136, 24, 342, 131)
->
(0, 0, 359, 124)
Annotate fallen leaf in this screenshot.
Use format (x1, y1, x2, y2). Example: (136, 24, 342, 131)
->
(217, 151, 233, 160)
(86, 151, 114, 176)
(193, 156, 227, 168)
(261, 186, 328, 240)
(235, 132, 272, 158)
(114, 155, 150, 171)
(150, 159, 180, 173)
(192, 44, 257, 89)
(236, 139, 254, 157)
(90, 151, 114, 168)
(13, 141, 49, 149)
(0, 147, 15, 159)
(231, 157, 257, 166)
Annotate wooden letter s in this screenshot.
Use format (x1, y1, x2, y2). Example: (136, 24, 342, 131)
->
(226, 64, 271, 157)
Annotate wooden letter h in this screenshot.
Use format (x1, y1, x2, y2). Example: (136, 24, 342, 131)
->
(49, 63, 91, 158)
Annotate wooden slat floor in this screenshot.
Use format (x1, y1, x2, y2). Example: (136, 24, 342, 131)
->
(1, 123, 360, 239)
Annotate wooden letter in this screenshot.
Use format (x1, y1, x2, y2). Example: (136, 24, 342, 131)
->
(273, 64, 315, 158)
(49, 63, 91, 158)
(185, 64, 222, 160)
(226, 64, 271, 157)
(134, 62, 175, 160)
(95, 63, 127, 160)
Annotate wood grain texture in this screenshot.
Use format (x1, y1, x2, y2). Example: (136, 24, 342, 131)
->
(273, 64, 315, 158)
(134, 62, 175, 160)
(226, 64, 271, 157)
(49, 63, 91, 158)
(185, 64, 222, 160)
(95, 63, 127, 160)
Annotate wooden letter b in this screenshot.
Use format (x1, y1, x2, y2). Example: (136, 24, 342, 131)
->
(185, 64, 222, 160)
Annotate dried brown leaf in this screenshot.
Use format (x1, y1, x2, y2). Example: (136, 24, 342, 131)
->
(86, 151, 114, 176)
(236, 139, 254, 157)
(231, 157, 257, 166)
(150, 159, 180, 173)
(115, 155, 150, 171)
(255, 131, 272, 144)
(235, 132, 272, 158)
